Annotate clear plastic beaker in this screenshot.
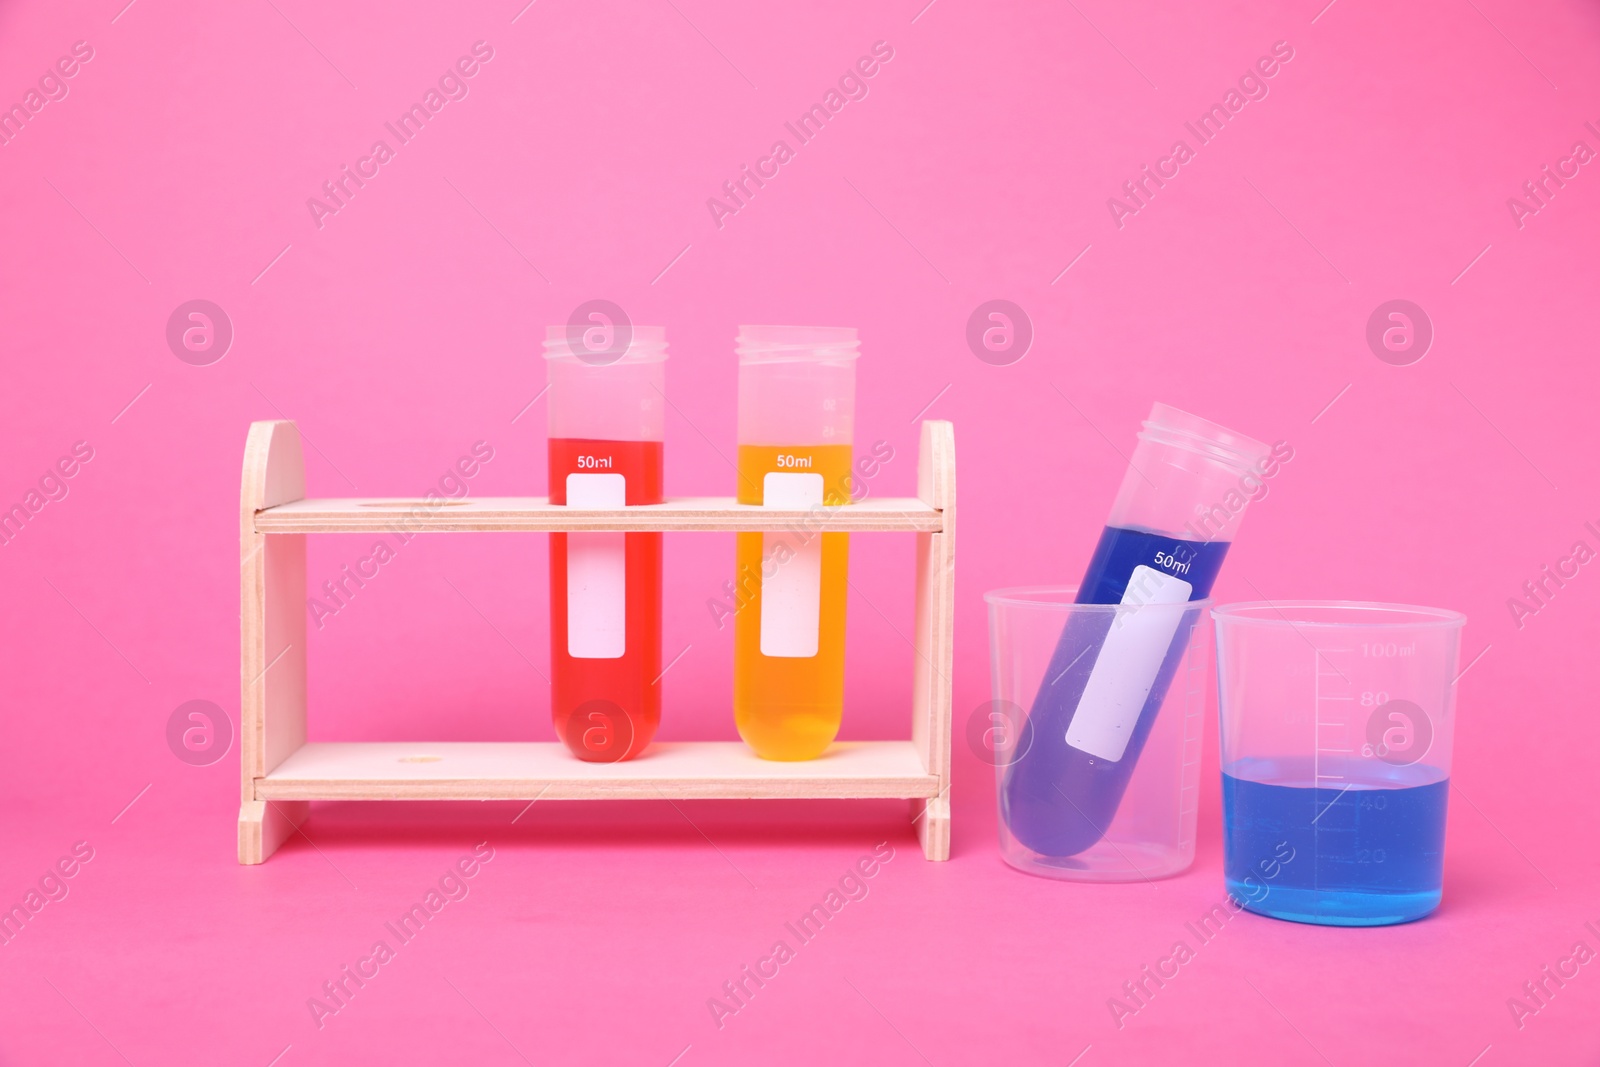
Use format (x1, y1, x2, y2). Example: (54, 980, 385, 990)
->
(732, 326, 858, 761)
(985, 587, 1212, 881)
(1212, 601, 1466, 925)
(543, 324, 667, 762)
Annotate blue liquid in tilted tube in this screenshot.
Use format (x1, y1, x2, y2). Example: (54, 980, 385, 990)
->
(1001, 526, 1229, 857)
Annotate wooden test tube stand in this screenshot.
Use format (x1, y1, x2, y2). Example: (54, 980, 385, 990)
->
(238, 420, 955, 863)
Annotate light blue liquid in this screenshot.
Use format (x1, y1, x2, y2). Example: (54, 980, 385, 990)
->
(1223, 757, 1449, 926)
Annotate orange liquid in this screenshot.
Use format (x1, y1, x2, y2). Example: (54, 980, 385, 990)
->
(733, 443, 853, 760)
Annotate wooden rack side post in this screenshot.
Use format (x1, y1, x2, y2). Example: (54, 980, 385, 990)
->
(910, 420, 955, 860)
(239, 420, 310, 864)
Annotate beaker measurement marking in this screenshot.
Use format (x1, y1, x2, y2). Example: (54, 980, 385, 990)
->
(775, 454, 813, 468)
(1152, 550, 1191, 575)
(576, 455, 613, 469)
(1363, 641, 1416, 658)
(1309, 645, 1359, 814)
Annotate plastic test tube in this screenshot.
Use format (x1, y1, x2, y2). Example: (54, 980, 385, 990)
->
(544, 325, 667, 762)
(1002, 403, 1279, 857)
(732, 326, 858, 761)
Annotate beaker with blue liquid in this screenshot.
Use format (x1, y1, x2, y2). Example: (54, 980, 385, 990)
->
(1213, 602, 1466, 926)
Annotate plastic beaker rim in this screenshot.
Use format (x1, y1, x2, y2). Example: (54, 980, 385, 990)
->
(1211, 600, 1466, 629)
(983, 585, 1214, 612)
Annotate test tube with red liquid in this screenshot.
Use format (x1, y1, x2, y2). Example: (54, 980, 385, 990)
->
(544, 324, 667, 762)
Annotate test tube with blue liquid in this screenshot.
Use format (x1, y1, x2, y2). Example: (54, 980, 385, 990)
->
(1001, 403, 1283, 858)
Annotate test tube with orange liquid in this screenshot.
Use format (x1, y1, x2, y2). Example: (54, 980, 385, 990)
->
(544, 323, 667, 762)
(732, 327, 858, 760)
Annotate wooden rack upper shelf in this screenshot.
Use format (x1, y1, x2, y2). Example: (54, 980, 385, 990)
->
(254, 496, 944, 534)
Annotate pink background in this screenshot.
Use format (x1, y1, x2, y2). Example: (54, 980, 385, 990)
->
(3, 0, 1599, 1063)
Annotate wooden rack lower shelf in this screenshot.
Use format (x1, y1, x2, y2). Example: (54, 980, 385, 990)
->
(239, 419, 955, 865)
(257, 740, 941, 801)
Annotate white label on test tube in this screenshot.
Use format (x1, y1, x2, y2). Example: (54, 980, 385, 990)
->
(1065, 565, 1193, 762)
(759, 472, 824, 658)
(566, 472, 626, 659)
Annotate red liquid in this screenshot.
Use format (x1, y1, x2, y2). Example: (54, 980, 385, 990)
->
(548, 438, 663, 761)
